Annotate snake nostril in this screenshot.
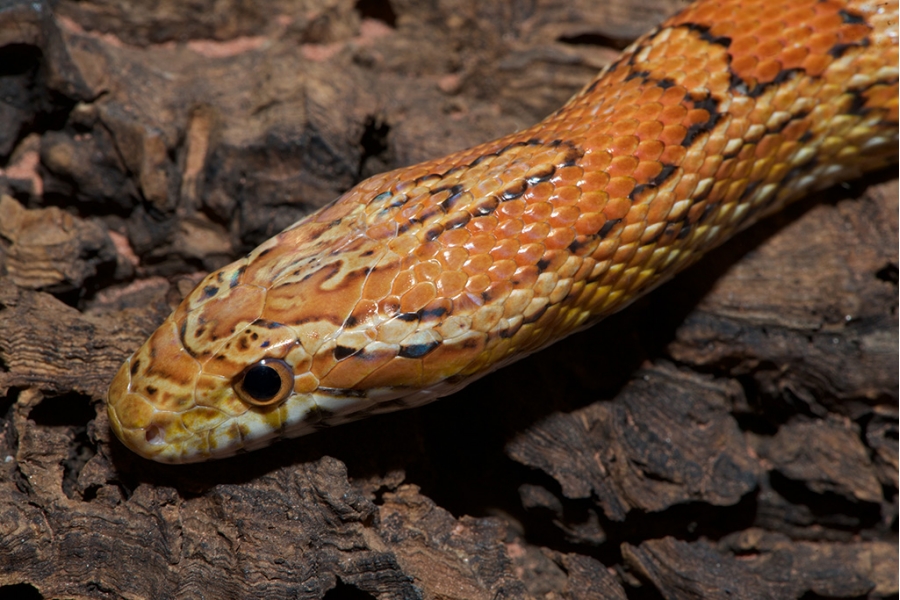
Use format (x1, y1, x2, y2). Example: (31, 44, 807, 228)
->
(145, 425, 165, 446)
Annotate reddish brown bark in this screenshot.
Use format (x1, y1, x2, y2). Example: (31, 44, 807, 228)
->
(0, 0, 896, 598)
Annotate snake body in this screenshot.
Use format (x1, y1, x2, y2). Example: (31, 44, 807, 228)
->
(108, 0, 899, 463)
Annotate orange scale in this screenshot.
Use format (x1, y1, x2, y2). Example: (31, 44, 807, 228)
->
(659, 85, 688, 106)
(348, 298, 380, 325)
(659, 144, 686, 166)
(754, 20, 786, 42)
(463, 253, 493, 275)
(618, 222, 645, 246)
(399, 253, 419, 271)
(389, 269, 416, 296)
(749, 155, 777, 181)
(420, 335, 484, 382)
(356, 357, 425, 390)
(496, 217, 524, 239)
(550, 205, 580, 228)
(484, 280, 513, 304)
(686, 107, 713, 128)
(672, 174, 698, 200)
(801, 53, 832, 77)
(413, 241, 440, 261)
(647, 191, 675, 222)
(438, 246, 469, 271)
(365, 221, 396, 241)
(377, 295, 403, 317)
(579, 190, 609, 214)
(361, 264, 397, 300)
(523, 201, 553, 223)
(774, 140, 799, 163)
(515, 244, 544, 268)
(731, 53, 759, 77)
(584, 131, 613, 150)
(865, 86, 898, 118)
(806, 31, 839, 56)
(545, 227, 576, 250)
(723, 179, 751, 205)
(637, 88, 664, 106)
(520, 222, 551, 244)
(840, 23, 874, 44)
(453, 290, 485, 312)
(318, 350, 394, 390)
(552, 166, 585, 188)
(468, 215, 498, 233)
(624, 203, 649, 226)
(440, 227, 470, 248)
(780, 44, 810, 70)
(387, 234, 419, 256)
(659, 56, 686, 75)
(416, 260, 446, 285)
(465, 232, 497, 255)
(729, 96, 756, 119)
(608, 155, 639, 179)
(397, 202, 423, 224)
(610, 135, 639, 156)
(609, 118, 639, 138)
(526, 181, 555, 203)
(609, 102, 638, 122)
(490, 238, 520, 261)
(498, 198, 526, 218)
(703, 131, 728, 156)
(607, 176, 636, 199)
(488, 259, 517, 282)
(554, 185, 582, 206)
(660, 104, 688, 126)
(764, 161, 791, 186)
(755, 133, 785, 159)
(577, 167, 607, 191)
(682, 70, 711, 92)
(633, 160, 664, 183)
(400, 281, 437, 313)
(436, 270, 467, 297)
(574, 212, 606, 238)
(581, 151, 612, 173)
(717, 156, 743, 180)
(707, 69, 732, 95)
(603, 196, 631, 221)
(541, 250, 569, 274)
(466, 273, 492, 294)
(698, 154, 724, 179)
(782, 8, 816, 28)
(635, 119, 664, 143)
(808, 11, 844, 33)
(512, 264, 541, 288)
(686, 201, 708, 224)
(755, 59, 785, 82)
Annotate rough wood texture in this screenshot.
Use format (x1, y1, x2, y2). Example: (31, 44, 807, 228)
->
(0, 0, 896, 598)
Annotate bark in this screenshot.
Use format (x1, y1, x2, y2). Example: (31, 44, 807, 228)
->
(0, 0, 896, 598)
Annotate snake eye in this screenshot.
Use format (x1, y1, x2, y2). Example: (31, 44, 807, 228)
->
(234, 358, 293, 406)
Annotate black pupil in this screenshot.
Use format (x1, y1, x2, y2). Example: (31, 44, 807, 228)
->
(243, 364, 282, 400)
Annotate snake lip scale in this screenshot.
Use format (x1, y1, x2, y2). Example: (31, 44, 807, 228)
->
(107, 0, 899, 463)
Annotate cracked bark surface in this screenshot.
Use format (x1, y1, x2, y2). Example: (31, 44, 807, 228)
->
(0, 0, 896, 598)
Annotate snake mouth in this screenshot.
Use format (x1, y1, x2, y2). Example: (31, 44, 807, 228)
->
(106, 356, 199, 463)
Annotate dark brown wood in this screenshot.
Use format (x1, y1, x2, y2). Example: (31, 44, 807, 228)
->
(0, 0, 896, 598)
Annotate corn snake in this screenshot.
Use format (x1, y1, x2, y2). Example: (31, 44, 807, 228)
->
(107, 0, 899, 463)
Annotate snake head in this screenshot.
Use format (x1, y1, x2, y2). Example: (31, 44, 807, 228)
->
(106, 257, 330, 463)
(105, 206, 488, 463)
(105, 217, 398, 464)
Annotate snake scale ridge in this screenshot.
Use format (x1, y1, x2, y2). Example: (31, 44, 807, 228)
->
(107, 0, 899, 463)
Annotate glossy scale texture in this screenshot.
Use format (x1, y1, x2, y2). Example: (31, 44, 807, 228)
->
(108, 0, 899, 463)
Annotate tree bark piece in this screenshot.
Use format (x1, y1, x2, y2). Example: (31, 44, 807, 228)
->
(0, 0, 896, 598)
